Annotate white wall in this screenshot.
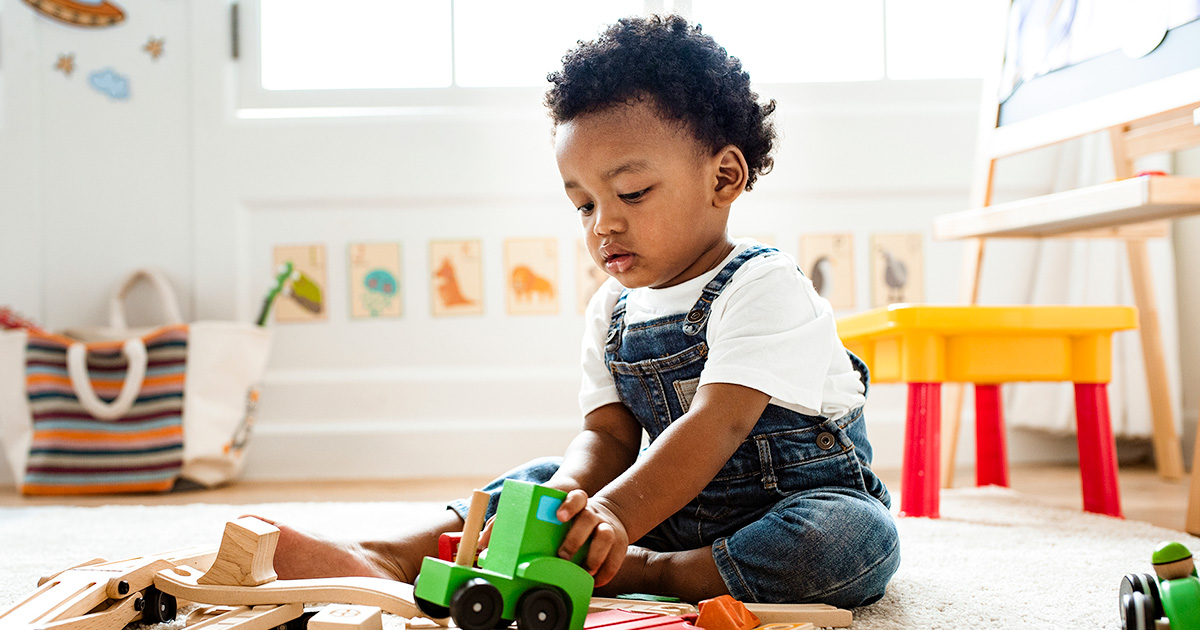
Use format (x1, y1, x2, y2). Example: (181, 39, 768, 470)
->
(0, 1, 1192, 486)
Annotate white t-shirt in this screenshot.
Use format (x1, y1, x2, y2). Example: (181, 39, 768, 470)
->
(579, 240, 866, 420)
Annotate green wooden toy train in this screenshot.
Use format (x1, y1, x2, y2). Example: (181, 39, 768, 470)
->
(413, 480, 594, 630)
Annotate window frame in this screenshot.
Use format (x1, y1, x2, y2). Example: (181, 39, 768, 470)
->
(234, 0, 991, 118)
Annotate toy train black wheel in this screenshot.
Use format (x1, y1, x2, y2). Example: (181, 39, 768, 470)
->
(517, 587, 568, 630)
(1122, 592, 1158, 630)
(451, 578, 504, 630)
(141, 585, 177, 624)
(1119, 573, 1162, 620)
(413, 575, 451, 619)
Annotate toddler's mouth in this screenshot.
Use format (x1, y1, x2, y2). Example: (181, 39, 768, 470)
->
(602, 247, 634, 274)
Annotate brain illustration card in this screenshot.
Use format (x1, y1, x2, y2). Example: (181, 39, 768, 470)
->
(870, 233, 924, 308)
(799, 233, 855, 310)
(349, 242, 402, 319)
(505, 238, 559, 316)
(430, 240, 484, 317)
(273, 244, 328, 323)
(576, 239, 609, 314)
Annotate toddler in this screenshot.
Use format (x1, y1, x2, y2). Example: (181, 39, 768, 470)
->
(265, 14, 899, 609)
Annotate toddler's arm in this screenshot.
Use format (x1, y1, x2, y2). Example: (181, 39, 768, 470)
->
(556, 382, 769, 585)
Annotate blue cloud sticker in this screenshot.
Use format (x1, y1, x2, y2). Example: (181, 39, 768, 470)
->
(88, 68, 130, 100)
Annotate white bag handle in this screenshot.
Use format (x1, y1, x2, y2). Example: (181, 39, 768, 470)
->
(108, 269, 184, 330)
(66, 338, 148, 421)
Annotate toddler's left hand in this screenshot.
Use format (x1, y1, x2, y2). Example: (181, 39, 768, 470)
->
(556, 489, 629, 587)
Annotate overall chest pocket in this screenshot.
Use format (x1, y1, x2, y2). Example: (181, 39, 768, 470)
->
(608, 342, 708, 437)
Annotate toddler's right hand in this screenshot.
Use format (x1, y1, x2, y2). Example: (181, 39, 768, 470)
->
(555, 489, 629, 587)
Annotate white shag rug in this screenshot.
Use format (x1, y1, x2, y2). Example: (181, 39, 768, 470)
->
(1, 487, 1195, 630)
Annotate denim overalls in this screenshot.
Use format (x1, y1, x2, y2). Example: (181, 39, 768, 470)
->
(452, 245, 900, 608)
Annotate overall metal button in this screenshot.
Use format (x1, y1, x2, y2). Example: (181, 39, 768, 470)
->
(686, 310, 705, 323)
(816, 432, 837, 450)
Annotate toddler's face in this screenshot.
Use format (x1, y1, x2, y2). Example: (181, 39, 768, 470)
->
(555, 100, 733, 290)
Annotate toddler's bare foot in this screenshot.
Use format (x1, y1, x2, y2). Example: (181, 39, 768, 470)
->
(247, 515, 412, 583)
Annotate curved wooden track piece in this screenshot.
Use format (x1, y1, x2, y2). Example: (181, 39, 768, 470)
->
(154, 565, 448, 626)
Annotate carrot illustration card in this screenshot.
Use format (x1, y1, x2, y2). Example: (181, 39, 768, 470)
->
(273, 244, 328, 323)
(430, 240, 484, 317)
(505, 238, 559, 316)
(349, 242, 402, 319)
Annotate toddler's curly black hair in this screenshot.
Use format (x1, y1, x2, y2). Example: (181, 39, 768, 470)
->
(545, 14, 777, 190)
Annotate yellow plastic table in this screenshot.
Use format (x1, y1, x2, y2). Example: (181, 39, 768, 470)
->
(837, 304, 1138, 519)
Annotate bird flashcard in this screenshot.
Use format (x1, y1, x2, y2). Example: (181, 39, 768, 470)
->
(506, 238, 558, 316)
(800, 233, 855, 310)
(430, 240, 484, 317)
(272, 244, 328, 323)
(871, 233, 923, 307)
(577, 239, 609, 314)
(349, 242, 402, 319)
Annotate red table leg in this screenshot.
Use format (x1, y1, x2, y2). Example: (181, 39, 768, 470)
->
(1074, 383, 1122, 518)
(975, 384, 1009, 487)
(901, 382, 942, 518)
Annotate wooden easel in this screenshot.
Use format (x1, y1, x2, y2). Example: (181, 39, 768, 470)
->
(933, 3, 1200, 532)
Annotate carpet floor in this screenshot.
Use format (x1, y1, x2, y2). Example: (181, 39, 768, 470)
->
(1, 487, 1194, 629)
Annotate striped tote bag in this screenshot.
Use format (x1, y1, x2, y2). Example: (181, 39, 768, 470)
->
(0, 271, 271, 494)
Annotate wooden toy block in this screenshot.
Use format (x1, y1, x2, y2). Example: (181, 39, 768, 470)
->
(307, 605, 383, 630)
(437, 532, 460, 562)
(198, 517, 281, 587)
(154, 563, 443, 625)
(584, 609, 697, 630)
(742, 604, 851, 628)
(589, 598, 698, 617)
(185, 604, 304, 630)
(695, 596, 758, 630)
(750, 624, 814, 630)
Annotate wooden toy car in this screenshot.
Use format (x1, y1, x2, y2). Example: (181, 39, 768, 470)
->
(413, 480, 594, 630)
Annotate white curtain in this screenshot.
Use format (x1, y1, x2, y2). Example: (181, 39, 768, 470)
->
(976, 133, 1182, 438)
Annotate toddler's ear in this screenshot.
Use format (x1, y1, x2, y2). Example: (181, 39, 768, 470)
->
(712, 145, 748, 208)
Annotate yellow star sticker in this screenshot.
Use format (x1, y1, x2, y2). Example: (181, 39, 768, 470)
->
(144, 37, 164, 60)
(55, 53, 75, 76)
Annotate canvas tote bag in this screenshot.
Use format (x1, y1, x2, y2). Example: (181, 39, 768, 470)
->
(0, 269, 272, 494)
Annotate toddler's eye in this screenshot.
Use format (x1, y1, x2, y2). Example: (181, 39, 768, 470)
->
(619, 188, 649, 202)
(577, 202, 595, 216)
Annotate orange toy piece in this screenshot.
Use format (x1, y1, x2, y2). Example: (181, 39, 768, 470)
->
(695, 596, 759, 630)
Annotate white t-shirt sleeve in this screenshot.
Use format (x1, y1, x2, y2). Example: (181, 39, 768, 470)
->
(578, 278, 624, 416)
(700, 259, 843, 416)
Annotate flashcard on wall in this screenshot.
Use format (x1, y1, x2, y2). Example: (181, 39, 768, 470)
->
(273, 244, 328, 323)
(799, 233, 855, 310)
(430, 240, 484, 317)
(576, 239, 608, 314)
(349, 242, 402, 319)
(870, 233, 923, 308)
(505, 238, 559, 316)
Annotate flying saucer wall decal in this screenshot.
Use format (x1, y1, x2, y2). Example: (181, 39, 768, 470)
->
(22, 0, 126, 28)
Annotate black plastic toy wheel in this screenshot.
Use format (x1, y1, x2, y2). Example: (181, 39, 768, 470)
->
(517, 587, 569, 630)
(1119, 573, 1163, 620)
(451, 578, 504, 630)
(141, 585, 177, 624)
(1122, 592, 1158, 630)
(413, 575, 451, 619)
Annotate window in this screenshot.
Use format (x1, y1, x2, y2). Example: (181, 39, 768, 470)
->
(242, 0, 992, 114)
